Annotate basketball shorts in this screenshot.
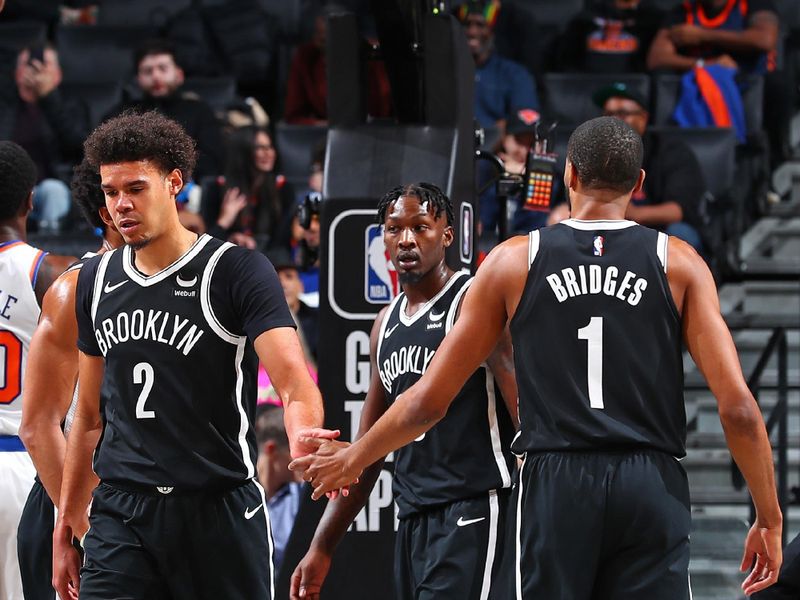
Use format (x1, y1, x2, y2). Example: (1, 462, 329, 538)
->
(491, 449, 691, 600)
(395, 489, 509, 600)
(80, 479, 274, 600)
(0, 447, 36, 600)
(17, 478, 56, 600)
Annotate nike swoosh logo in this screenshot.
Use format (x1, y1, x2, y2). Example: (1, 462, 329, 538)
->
(456, 516, 485, 527)
(104, 280, 127, 293)
(244, 504, 264, 520)
(384, 323, 400, 339)
(429, 310, 446, 321)
(176, 275, 198, 288)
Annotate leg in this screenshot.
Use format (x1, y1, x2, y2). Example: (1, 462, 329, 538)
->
(17, 479, 55, 600)
(416, 490, 508, 600)
(80, 484, 171, 600)
(32, 179, 71, 233)
(594, 451, 691, 600)
(0, 451, 36, 600)
(393, 516, 420, 600)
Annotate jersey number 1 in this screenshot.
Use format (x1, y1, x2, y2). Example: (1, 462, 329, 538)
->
(134, 362, 155, 419)
(577, 317, 604, 409)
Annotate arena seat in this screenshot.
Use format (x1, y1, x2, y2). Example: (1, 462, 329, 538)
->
(97, 0, 191, 30)
(651, 72, 764, 134)
(182, 77, 237, 112)
(274, 122, 327, 183)
(542, 72, 651, 127)
(60, 81, 123, 128)
(528, 0, 585, 28)
(56, 25, 155, 83)
(0, 21, 46, 52)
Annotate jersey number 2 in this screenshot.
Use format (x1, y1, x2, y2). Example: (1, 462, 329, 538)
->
(577, 317, 604, 409)
(0, 331, 22, 404)
(134, 362, 155, 419)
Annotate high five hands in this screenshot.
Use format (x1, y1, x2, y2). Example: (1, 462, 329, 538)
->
(289, 436, 362, 500)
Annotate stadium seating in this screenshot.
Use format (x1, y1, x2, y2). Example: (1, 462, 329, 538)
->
(96, 0, 191, 30)
(60, 81, 123, 128)
(56, 25, 155, 83)
(274, 122, 327, 188)
(182, 77, 237, 113)
(0, 21, 46, 52)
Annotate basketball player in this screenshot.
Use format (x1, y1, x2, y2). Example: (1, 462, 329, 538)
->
(52, 111, 334, 600)
(290, 183, 517, 600)
(17, 159, 123, 600)
(0, 141, 75, 600)
(291, 117, 782, 598)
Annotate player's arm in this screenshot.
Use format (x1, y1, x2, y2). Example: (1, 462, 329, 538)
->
(647, 27, 699, 71)
(290, 237, 529, 498)
(290, 309, 391, 600)
(34, 253, 76, 306)
(670, 237, 781, 595)
(19, 269, 80, 506)
(486, 324, 519, 427)
(693, 11, 778, 54)
(53, 352, 103, 600)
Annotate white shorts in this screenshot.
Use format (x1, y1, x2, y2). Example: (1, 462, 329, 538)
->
(0, 451, 35, 600)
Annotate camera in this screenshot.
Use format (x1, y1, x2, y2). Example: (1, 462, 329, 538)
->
(297, 192, 321, 230)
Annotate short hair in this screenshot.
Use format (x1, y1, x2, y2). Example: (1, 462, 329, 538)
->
(71, 159, 105, 230)
(376, 182, 454, 226)
(83, 110, 197, 181)
(254, 405, 290, 449)
(134, 38, 179, 70)
(566, 116, 643, 194)
(0, 141, 37, 220)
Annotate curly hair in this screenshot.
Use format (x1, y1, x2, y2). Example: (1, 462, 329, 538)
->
(376, 182, 454, 226)
(83, 110, 197, 181)
(567, 116, 643, 194)
(0, 141, 37, 221)
(71, 158, 105, 230)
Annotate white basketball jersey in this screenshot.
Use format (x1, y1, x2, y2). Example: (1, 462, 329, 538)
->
(0, 241, 46, 436)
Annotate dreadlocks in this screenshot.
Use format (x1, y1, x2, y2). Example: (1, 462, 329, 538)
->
(376, 182, 454, 226)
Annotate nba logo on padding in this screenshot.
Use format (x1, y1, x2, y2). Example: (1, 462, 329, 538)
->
(593, 235, 605, 257)
(365, 224, 398, 303)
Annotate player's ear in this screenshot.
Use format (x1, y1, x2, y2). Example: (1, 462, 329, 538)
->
(98, 206, 114, 229)
(564, 159, 578, 191)
(166, 168, 184, 197)
(442, 225, 454, 248)
(632, 168, 645, 195)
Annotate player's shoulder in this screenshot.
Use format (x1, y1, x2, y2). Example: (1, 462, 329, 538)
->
(666, 234, 707, 285)
(482, 233, 530, 269)
(214, 242, 274, 274)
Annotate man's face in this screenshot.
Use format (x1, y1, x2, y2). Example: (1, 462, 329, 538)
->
(463, 14, 492, 61)
(100, 160, 181, 250)
(603, 96, 648, 136)
(277, 268, 303, 309)
(383, 195, 453, 286)
(137, 53, 184, 98)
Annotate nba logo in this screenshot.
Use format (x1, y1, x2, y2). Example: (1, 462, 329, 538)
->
(593, 235, 605, 257)
(365, 224, 398, 303)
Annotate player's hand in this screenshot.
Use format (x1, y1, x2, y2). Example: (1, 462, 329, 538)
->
(290, 547, 332, 599)
(292, 427, 341, 458)
(53, 520, 81, 600)
(289, 440, 362, 500)
(668, 24, 706, 46)
(217, 187, 247, 230)
(740, 520, 782, 595)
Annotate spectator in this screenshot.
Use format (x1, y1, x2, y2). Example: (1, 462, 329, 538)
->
(455, 0, 540, 133)
(593, 82, 705, 251)
(0, 45, 89, 233)
(106, 39, 224, 180)
(254, 405, 303, 575)
(267, 248, 318, 362)
(284, 5, 392, 124)
(203, 126, 295, 252)
(556, 0, 664, 73)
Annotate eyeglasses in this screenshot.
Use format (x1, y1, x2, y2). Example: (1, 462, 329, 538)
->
(604, 109, 645, 118)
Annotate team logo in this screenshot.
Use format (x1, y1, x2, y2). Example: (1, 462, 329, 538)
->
(174, 270, 198, 297)
(593, 235, 605, 257)
(156, 486, 174, 495)
(365, 224, 398, 304)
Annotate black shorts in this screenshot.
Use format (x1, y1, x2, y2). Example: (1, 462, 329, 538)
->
(80, 479, 274, 600)
(492, 449, 691, 600)
(395, 489, 509, 600)
(17, 478, 56, 600)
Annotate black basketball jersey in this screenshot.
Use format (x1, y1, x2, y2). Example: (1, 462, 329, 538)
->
(510, 220, 685, 457)
(376, 271, 516, 519)
(75, 234, 295, 490)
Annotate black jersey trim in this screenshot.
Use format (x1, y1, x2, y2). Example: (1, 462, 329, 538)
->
(445, 275, 472, 335)
(527, 230, 540, 270)
(90, 251, 115, 322)
(561, 219, 638, 231)
(397, 271, 468, 327)
(485, 368, 513, 488)
(656, 232, 669, 273)
(122, 234, 211, 287)
(200, 242, 242, 344)
(375, 293, 404, 391)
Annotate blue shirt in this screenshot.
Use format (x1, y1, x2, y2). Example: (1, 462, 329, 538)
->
(267, 481, 303, 572)
(474, 53, 539, 128)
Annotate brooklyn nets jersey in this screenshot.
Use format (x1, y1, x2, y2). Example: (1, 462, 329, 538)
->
(0, 240, 47, 436)
(377, 271, 515, 518)
(510, 220, 685, 457)
(75, 234, 295, 490)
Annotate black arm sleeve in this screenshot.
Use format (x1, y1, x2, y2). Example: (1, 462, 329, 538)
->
(212, 247, 296, 342)
(75, 256, 103, 356)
